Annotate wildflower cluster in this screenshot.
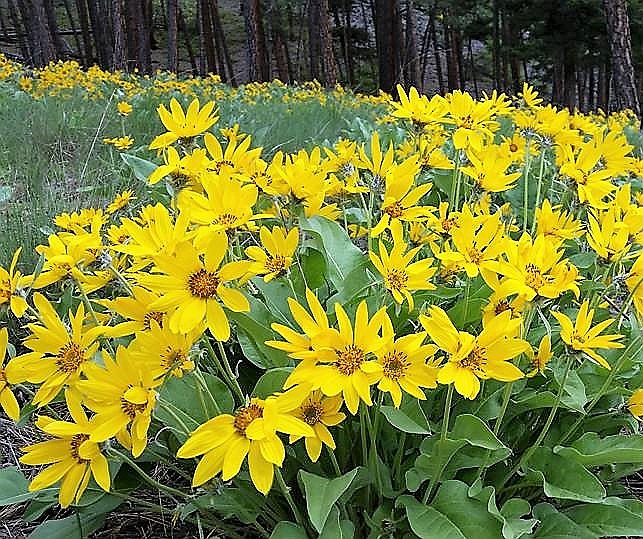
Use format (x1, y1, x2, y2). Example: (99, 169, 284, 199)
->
(2, 80, 643, 538)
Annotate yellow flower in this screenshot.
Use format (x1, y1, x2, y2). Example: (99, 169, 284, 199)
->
(20, 391, 110, 508)
(267, 288, 331, 360)
(437, 206, 507, 278)
(526, 334, 553, 377)
(5, 293, 104, 407)
(79, 347, 161, 457)
(285, 300, 393, 414)
(0, 328, 20, 420)
(420, 307, 528, 399)
(552, 300, 624, 370)
(106, 190, 136, 214)
(138, 233, 250, 341)
(103, 136, 134, 150)
(245, 226, 299, 282)
(375, 331, 439, 407)
(535, 199, 583, 243)
(517, 83, 543, 108)
(177, 386, 313, 494)
(628, 389, 643, 420)
(586, 206, 630, 262)
(444, 90, 498, 151)
(147, 147, 209, 187)
(626, 252, 643, 319)
(486, 233, 579, 301)
(0, 247, 31, 318)
(98, 286, 166, 337)
(392, 85, 448, 126)
(117, 101, 132, 116)
(149, 98, 218, 150)
(369, 220, 436, 310)
(204, 132, 261, 176)
(461, 146, 521, 193)
(371, 158, 432, 237)
(289, 390, 345, 462)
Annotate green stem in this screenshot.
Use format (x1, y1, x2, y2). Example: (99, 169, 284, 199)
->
(108, 448, 187, 499)
(216, 340, 245, 404)
(393, 432, 407, 487)
(275, 468, 304, 527)
(500, 354, 574, 487)
(530, 149, 547, 235)
(558, 335, 642, 445)
(328, 446, 343, 476)
(108, 264, 134, 296)
(522, 138, 533, 234)
(75, 280, 115, 355)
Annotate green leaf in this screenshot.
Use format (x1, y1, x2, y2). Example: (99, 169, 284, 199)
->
(230, 295, 291, 368)
(557, 370, 587, 413)
(300, 215, 366, 293)
(28, 494, 122, 539)
(318, 506, 355, 539)
(120, 153, 158, 182)
(253, 367, 293, 398)
(528, 503, 597, 539)
(270, 522, 308, 539)
(0, 466, 33, 506)
(301, 248, 327, 290)
(154, 372, 233, 441)
(398, 480, 504, 539)
(554, 432, 643, 466)
(500, 498, 538, 539)
(568, 252, 596, 269)
(527, 447, 605, 503)
(300, 468, 359, 532)
(564, 497, 643, 537)
(451, 414, 506, 450)
(180, 488, 263, 524)
(380, 402, 430, 434)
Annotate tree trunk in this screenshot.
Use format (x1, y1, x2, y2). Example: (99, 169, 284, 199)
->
(7, 0, 30, 62)
(112, 0, 126, 70)
(403, 0, 420, 89)
(492, 0, 501, 89)
(242, 0, 270, 81)
(375, 0, 402, 93)
(167, 0, 179, 71)
(178, 5, 197, 73)
(319, 0, 337, 85)
(75, 0, 94, 65)
(308, 0, 321, 80)
(603, 0, 640, 116)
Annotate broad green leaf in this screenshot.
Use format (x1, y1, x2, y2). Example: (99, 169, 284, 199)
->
(565, 497, 643, 537)
(568, 252, 596, 269)
(253, 367, 293, 398)
(0, 466, 33, 506)
(300, 215, 366, 293)
(500, 498, 538, 539)
(557, 370, 587, 413)
(554, 432, 643, 466)
(398, 480, 504, 539)
(301, 248, 327, 290)
(28, 494, 122, 539)
(180, 488, 263, 524)
(380, 403, 430, 434)
(154, 372, 233, 441)
(229, 295, 290, 368)
(451, 414, 506, 450)
(415, 438, 467, 483)
(318, 506, 355, 539)
(270, 522, 308, 539)
(300, 468, 359, 532)
(120, 153, 157, 182)
(527, 447, 605, 503)
(528, 503, 597, 539)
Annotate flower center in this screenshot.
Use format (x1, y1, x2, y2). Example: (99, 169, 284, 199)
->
(187, 269, 220, 298)
(468, 247, 483, 264)
(215, 213, 239, 228)
(509, 143, 519, 152)
(56, 342, 86, 374)
(441, 217, 458, 233)
(161, 347, 186, 370)
(234, 404, 264, 435)
(494, 299, 511, 315)
(213, 160, 235, 173)
(301, 402, 323, 425)
(0, 280, 11, 303)
(459, 115, 474, 129)
(384, 201, 405, 219)
(0, 369, 7, 384)
(386, 268, 409, 291)
(459, 346, 486, 374)
(143, 311, 165, 330)
(382, 350, 410, 381)
(265, 255, 287, 275)
(524, 263, 547, 291)
(69, 433, 91, 464)
(120, 395, 147, 419)
(334, 344, 365, 376)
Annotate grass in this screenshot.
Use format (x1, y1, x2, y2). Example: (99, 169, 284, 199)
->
(0, 80, 388, 268)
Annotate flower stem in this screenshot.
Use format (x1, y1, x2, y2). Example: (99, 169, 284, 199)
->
(275, 468, 304, 527)
(529, 149, 547, 236)
(522, 138, 533, 234)
(500, 354, 573, 488)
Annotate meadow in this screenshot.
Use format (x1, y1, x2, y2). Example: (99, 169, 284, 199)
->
(1, 54, 643, 539)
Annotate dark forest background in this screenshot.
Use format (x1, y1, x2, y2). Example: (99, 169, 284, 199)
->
(1, 0, 642, 114)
